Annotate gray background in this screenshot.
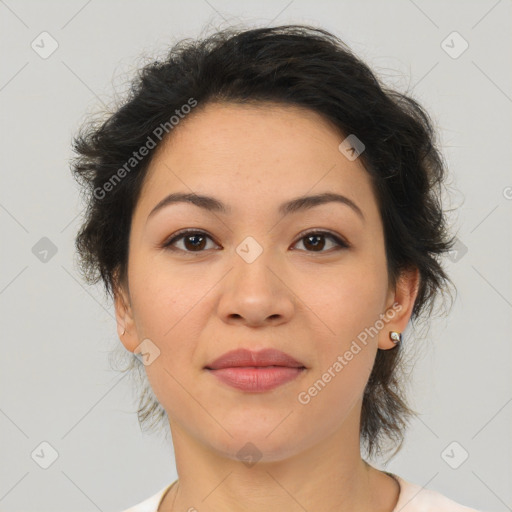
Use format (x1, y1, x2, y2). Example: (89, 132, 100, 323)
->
(1, 0, 511, 511)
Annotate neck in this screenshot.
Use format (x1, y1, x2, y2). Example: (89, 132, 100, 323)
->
(160, 407, 400, 512)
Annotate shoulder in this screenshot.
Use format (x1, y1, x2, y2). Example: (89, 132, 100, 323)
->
(118, 476, 485, 512)
(119, 481, 176, 512)
(393, 474, 484, 512)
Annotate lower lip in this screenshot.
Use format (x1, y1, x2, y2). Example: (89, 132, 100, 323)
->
(206, 366, 305, 392)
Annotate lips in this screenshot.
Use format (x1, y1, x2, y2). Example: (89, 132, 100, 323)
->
(205, 348, 305, 370)
(204, 348, 306, 392)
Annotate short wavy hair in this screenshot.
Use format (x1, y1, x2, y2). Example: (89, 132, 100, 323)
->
(70, 24, 455, 461)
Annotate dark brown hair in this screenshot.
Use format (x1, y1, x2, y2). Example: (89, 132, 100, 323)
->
(70, 24, 455, 461)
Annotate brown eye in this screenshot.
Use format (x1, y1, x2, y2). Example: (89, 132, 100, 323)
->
(163, 230, 218, 252)
(293, 231, 349, 252)
(162, 229, 349, 254)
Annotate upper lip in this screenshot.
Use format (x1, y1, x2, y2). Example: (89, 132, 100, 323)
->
(205, 348, 305, 370)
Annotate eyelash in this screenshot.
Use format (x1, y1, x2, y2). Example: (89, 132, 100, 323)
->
(161, 229, 350, 254)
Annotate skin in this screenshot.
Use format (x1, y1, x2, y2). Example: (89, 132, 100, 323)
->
(115, 102, 420, 512)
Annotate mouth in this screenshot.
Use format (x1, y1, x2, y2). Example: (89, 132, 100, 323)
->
(205, 347, 305, 370)
(204, 348, 307, 392)
(205, 366, 306, 392)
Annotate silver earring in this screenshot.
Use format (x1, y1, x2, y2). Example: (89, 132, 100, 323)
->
(389, 331, 402, 344)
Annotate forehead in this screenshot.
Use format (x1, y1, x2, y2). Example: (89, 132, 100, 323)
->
(135, 102, 377, 220)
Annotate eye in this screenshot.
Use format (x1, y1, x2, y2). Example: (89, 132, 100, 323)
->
(161, 229, 349, 254)
(162, 229, 218, 252)
(291, 230, 349, 253)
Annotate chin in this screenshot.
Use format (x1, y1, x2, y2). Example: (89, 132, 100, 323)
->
(202, 421, 312, 465)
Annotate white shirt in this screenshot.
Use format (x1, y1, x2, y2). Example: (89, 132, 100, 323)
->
(120, 474, 483, 512)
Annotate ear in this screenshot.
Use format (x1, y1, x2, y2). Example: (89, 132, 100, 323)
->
(378, 267, 420, 350)
(113, 277, 139, 353)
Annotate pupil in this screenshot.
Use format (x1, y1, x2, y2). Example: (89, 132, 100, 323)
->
(186, 235, 204, 250)
(306, 235, 324, 251)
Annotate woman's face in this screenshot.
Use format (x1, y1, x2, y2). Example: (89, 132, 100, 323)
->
(116, 102, 414, 462)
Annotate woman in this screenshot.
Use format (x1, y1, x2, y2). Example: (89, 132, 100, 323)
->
(71, 25, 482, 512)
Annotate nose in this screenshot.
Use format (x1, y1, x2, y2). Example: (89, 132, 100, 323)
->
(216, 249, 295, 328)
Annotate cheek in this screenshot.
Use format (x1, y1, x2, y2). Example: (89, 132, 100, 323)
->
(295, 274, 382, 431)
(128, 250, 204, 335)
(126, 253, 214, 386)
(308, 253, 389, 340)
(303, 250, 388, 402)
(298, 350, 375, 420)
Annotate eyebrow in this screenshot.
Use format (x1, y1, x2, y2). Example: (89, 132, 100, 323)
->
(147, 191, 365, 222)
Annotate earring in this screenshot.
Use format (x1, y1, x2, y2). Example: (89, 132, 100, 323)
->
(389, 331, 402, 344)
